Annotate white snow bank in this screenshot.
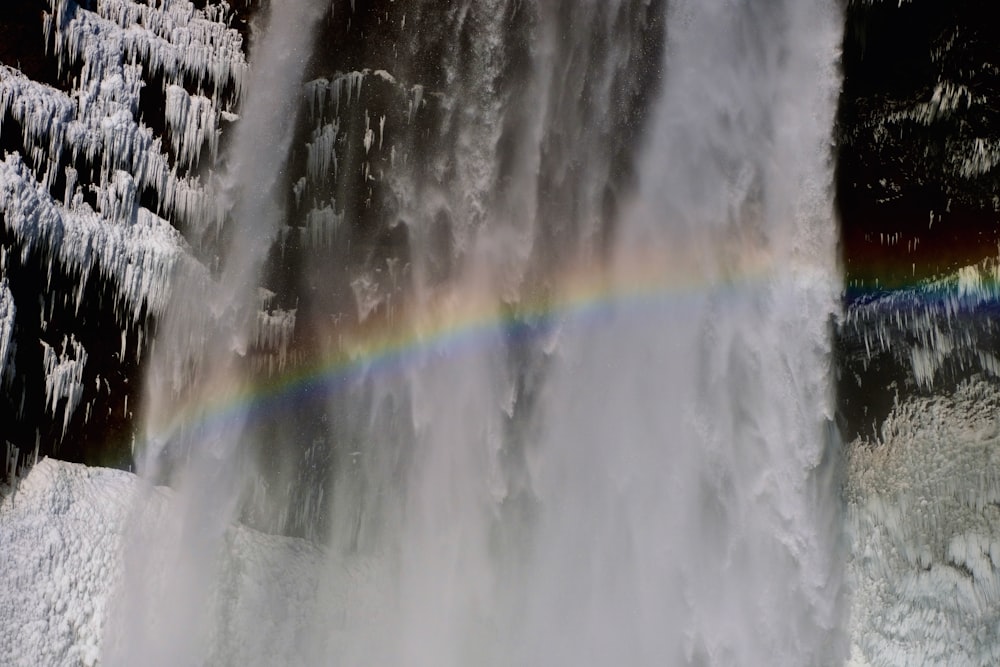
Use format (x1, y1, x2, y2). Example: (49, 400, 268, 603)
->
(0, 459, 140, 666)
(846, 378, 1000, 666)
(0, 459, 326, 666)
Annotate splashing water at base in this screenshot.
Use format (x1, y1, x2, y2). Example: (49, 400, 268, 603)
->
(109, 0, 847, 665)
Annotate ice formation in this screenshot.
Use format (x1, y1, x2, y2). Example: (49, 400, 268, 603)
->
(0, 276, 14, 389)
(164, 85, 223, 170)
(44, 0, 246, 103)
(843, 256, 1000, 390)
(40, 335, 88, 437)
(252, 290, 296, 374)
(0, 0, 259, 455)
(1, 0, 248, 288)
(847, 379, 1000, 666)
(0, 459, 323, 666)
(0, 59, 222, 234)
(0, 0, 250, 361)
(0, 152, 187, 321)
(295, 69, 421, 256)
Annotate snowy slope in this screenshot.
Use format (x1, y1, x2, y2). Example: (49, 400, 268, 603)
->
(0, 458, 325, 666)
(0, 459, 141, 665)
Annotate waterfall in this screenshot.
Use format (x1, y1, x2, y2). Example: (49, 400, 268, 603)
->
(107, 0, 328, 664)
(103, 0, 847, 664)
(517, 1, 848, 661)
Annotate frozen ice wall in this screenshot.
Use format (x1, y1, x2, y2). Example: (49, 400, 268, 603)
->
(846, 379, 1000, 665)
(0, 0, 246, 462)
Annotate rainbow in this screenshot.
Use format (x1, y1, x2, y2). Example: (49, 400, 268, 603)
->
(139, 241, 802, 452)
(130, 236, 1000, 465)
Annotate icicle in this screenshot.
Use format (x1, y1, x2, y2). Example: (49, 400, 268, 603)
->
(302, 205, 342, 249)
(292, 177, 306, 208)
(252, 307, 297, 374)
(0, 278, 16, 389)
(0, 153, 200, 321)
(306, 121, 339, 185)
(165, 84, 221, 170)
(363, 112, 374, 153)
(40, 335, 88, 438)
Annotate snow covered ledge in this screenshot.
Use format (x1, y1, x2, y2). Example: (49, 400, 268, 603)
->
(0, 459, 324, 665)
(0, 459, 139, 665)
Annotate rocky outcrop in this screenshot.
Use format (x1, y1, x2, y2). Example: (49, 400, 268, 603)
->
(835, 0, 1000, 440)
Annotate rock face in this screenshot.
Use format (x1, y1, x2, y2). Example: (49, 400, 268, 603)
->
(838, 0, 1000, 290)
(834, 0, 1000, 441)
(0, 0, 248, 470)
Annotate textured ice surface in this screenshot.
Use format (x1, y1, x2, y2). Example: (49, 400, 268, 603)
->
(0, 152, 187, 320)
(0, 276, 14, 388)
(0, 459, 324, 666)
(0, 60, 222, 235)
(843, 255, 1000, 390)
(0, 0, 247, 303)
(41, 336, 88, 437)
(0, 459, 140, 666)
(847, 378, 1000, 666)
(44, 0, 246, 103)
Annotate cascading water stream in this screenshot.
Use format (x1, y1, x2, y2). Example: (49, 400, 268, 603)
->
(108, 0, 846, 664)
(107, 0, 327, 664)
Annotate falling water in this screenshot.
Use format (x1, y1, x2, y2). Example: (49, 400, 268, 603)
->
(110, 0, 846, 664)
(107, 0, 327, 664)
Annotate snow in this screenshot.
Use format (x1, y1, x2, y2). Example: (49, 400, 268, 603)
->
(0, 152, 188, 321)
(846, 378, 1000, 666)
(0, 459, 140, 666)
(0, 458, 325, 665)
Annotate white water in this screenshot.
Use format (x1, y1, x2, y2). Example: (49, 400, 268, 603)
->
(107, 0, 327, 664)
(109, 0, 847, 664)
